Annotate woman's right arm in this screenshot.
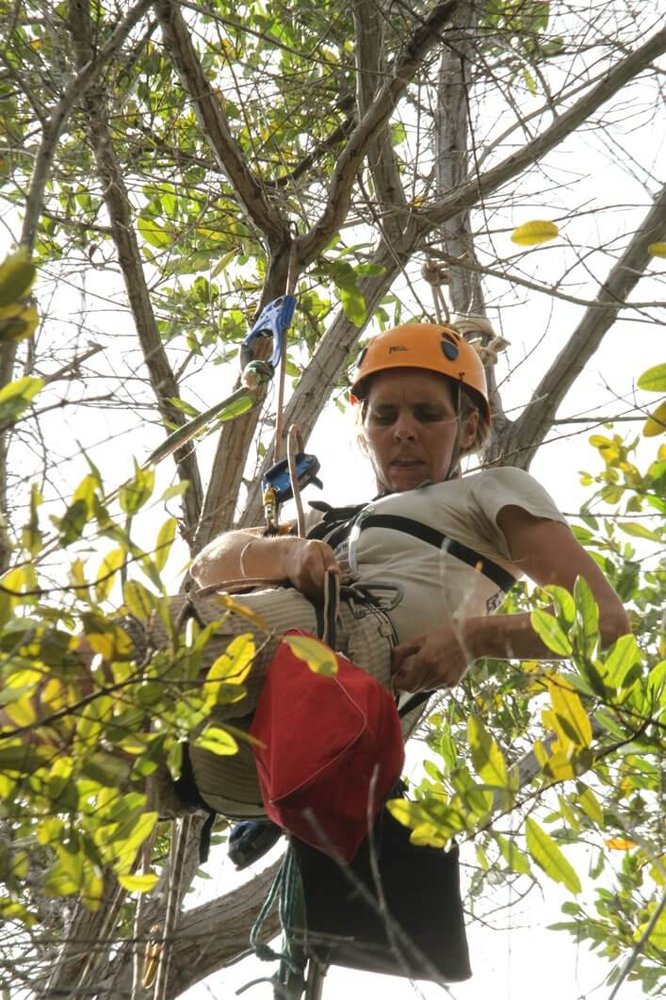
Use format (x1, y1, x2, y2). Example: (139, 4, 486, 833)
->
(190, 530, 340, 599)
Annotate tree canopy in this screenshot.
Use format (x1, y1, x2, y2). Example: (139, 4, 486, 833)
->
(0, 1, 664, 997)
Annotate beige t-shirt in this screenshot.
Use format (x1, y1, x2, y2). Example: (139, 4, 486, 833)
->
(311, 467, 567, 645)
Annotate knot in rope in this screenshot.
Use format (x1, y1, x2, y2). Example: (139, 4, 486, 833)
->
(421, 259, 449, 286)
(450, 314, 510, 366)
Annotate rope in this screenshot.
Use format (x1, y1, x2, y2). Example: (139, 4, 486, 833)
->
(286, 425, 305, 537)
(421, 258, 450, 325)
(274, 240, 300, 464)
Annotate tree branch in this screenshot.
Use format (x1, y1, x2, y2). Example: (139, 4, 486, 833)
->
(421, 22, 666, 229)
(352, 0, 408, 244)
(501, 180, 666, 469)
(67, 0, 203, 539)
(155, 0, 287, 248)
(298, 0, 459, 264)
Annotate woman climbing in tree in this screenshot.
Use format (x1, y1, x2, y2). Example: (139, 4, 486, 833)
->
(151, 321, 629, 818)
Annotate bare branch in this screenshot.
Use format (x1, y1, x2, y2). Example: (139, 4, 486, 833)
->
(501, 180, 666, 469)
(298, 1, 459, 263)
(155, 0, 287, 248)
(422, 22, 666, 228)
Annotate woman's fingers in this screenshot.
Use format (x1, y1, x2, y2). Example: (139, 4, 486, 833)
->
(286, 539, 340, 598)
(391, 627, 469, 692)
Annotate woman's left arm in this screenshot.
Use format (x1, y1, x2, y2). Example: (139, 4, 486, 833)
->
(392, 507, 631, 693)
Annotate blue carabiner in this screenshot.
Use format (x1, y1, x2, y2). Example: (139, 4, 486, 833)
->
(240, 295, 296, 374)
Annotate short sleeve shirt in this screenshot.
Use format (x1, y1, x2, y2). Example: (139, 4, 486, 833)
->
(311, 468, 568, 645)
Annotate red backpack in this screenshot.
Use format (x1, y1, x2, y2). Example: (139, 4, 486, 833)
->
(250, 626, 404, 862)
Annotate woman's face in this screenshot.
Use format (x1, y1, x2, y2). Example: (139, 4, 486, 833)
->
(362, 368, 478, 493)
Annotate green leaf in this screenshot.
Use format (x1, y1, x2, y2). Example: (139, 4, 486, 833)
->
(119, 464, 155, 514)
(283, 634, 338, 676)
(216, 394, 254, 422)
(137, 213, 171, 249)
(604, 634, 641, 690)
(467, 714, 509, 787)
(573, 576, 599, 654)
(618, 520, 661, 541)
(531, 609, 573, 656)
(55, 499, 89, 545)
(576, 785, 604, 825)
(525, 817, 581, 894)
(122, 579, 158, 622)
(339, 284, 366, 326)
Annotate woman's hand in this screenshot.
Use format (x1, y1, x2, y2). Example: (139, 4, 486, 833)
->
(282, 538, 340, 600)
(391, 624, 474, 693)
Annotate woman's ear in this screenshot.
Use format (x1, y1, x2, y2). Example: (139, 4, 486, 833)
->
(460, 409, 480, 450)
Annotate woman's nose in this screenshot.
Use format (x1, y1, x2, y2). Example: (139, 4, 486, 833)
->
(393, 413, 417, 439)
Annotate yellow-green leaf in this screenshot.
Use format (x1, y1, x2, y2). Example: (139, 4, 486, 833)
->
(122, 579, 158, 622)
(496, 833, 532, 876)
(0, 250, 36, 307)
(154, 517, 177, 571)
(119, 464, 154, 514)
(525, 817, 581, 894)
(511, 220, 559, 246)
(117, 872, 159, 893)
(548, 679, 592, 748)
(637, 363, 666, 393)
(577, 786, 604, 825)
(467, 714, 509, 787)
(643, 400, 666, 437)
(96, 547, 125, 602)
(647, 242, 666, 258)
(205, 633, 255, 686)
(194, 725, 238, 756)
(283, 633, 338, 676)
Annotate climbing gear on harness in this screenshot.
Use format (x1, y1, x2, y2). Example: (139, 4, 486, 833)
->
(240, 295, 296, 385)
(308, 499, 517, 595)
(263, 453, 322, 505)
(228, 819, 283, 870)
(250, 574, 404, 862)
(349, 322, 490, 427)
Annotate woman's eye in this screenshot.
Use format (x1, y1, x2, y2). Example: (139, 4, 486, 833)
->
(370, 411, 395, 425)
(416, 409, 444, 422)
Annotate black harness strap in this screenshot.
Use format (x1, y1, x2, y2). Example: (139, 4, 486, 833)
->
(355, 513, 517, 593)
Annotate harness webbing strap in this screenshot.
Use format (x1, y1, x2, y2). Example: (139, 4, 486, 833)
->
(357, 513, 516, 593)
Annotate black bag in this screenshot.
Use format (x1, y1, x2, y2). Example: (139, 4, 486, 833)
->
(287, 803, 471, 983)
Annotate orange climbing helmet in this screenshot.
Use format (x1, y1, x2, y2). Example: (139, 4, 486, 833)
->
(349, 322, 490, 427)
